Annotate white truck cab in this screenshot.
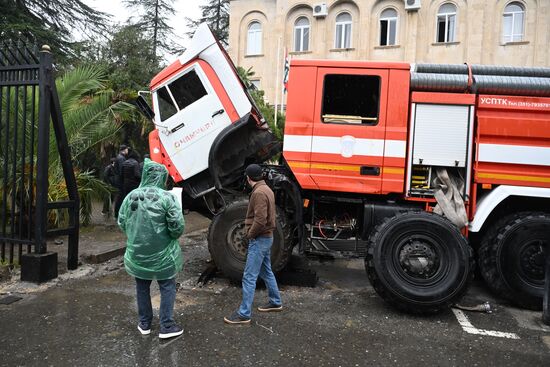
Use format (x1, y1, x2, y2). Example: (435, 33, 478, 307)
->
(137, 24, 280, 199)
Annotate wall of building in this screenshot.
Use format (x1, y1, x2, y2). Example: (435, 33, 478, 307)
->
(228, 0, 549, 104)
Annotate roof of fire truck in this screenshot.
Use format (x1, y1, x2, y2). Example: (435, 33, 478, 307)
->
(150, 60, 186, 91)
(150, 23, 226, 91)
(290, 59, 410, 70)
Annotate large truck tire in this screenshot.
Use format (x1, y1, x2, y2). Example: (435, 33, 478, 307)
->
(207, 199, 292, 281)
(478, 212, 550, 310)
(365, 211, 473, 314)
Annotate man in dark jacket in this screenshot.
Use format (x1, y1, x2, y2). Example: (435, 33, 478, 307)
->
(224, 164, 283, 324)
(114, 145, 129, 218)
(102, 158, 117, 217)
(121, 151, 141, 200)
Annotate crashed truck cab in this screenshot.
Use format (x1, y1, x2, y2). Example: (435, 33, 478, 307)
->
(142, 24, 280, 201)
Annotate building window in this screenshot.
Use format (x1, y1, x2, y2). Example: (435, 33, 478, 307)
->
(322, 74, 380, 125)
(335, 12, 352, 49)
(380, 8, 398, 46)
(294, 17, 310, 52)
(247, 21, 262, 55)
(436, 3, 457, 43)
(502, 2, 525, 43)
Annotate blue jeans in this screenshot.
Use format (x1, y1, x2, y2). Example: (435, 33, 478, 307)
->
(135, 277, 176, 330)
(238, 236, 282, 318)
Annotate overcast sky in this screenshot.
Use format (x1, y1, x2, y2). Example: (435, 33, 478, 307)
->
(85, 0, 205, 61)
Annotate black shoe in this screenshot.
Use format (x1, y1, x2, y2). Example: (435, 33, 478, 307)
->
(223, 311, 251, 324)
(257, 302, 283, 312)
(159, 325, 184, 339)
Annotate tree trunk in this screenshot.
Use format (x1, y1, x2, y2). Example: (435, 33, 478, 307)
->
(216, 0, 220, 33)
(153, 0, 159, 57)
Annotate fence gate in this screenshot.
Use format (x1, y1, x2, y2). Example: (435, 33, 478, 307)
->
(0, 41, 79, 282)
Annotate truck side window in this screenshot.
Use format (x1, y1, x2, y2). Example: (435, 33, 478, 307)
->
(157, 86, 178, 122)
(155, 69, 209, 122)
(169, 69, 208, 110)
(322, 74, 380, 125)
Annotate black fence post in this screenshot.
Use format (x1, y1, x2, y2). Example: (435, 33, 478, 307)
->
(20, 46, 58, 283)
(50, 80, 80, 270)
(543, 245, 550, 326)
(34, 46, 52, 255)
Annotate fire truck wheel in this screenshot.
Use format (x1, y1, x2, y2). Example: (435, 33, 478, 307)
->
(365, 211, 473, 314)
(207, 200, 291, 281)
(478, 212, 550, 311)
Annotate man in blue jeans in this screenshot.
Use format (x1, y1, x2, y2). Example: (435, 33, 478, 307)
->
(118, 159, 185, 339)
(224, 164, 283, 324)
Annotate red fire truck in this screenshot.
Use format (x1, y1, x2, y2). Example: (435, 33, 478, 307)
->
(137, 24, 550, 313)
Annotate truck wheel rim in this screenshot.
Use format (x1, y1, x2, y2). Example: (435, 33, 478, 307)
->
(393, 234, 445, 284)
(226, 221, 248, 260)
(517, 239, 545, 284)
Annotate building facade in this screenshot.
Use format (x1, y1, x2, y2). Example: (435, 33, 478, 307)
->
(227, 0, 550, 104)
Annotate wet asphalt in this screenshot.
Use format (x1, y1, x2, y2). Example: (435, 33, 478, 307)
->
(1, 231, 549, 367)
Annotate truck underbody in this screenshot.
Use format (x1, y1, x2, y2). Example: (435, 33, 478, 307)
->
(201, 161, 474, 313)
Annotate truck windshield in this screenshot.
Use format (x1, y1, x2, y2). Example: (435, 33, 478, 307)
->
(322, 74, 380, 125)
(155, 69, 208, 122)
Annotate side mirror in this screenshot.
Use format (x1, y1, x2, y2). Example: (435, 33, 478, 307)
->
(135, 95, 155, 120)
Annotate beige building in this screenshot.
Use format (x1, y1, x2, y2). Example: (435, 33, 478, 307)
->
(227, 0, 550, 104)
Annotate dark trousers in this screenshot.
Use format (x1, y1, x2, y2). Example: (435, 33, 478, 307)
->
(135, 277, 177, 331)
(114, 187, 123, 218)
(102, 192, 116, 216)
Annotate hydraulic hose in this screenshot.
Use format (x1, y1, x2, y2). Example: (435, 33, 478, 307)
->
(411, 63, 550, 97)
(453, 302, 493, 314)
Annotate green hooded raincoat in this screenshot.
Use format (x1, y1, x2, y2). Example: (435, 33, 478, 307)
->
(118, 159, 184, 280)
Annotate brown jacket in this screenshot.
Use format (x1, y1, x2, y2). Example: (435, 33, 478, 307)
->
(245, 181, 276, 239)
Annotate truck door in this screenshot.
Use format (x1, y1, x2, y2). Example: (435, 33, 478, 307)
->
(152, 63, 232, 180)
(310, 68, 389, 194)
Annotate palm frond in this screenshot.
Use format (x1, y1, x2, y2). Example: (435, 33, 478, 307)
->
(46, 64, 136, 226)
(56, 65, 107, 109)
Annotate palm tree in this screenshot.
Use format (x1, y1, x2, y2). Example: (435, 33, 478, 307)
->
(0, 65, 135, 228)
(49, 65, 135, 225)
(236, 66, 285, 141)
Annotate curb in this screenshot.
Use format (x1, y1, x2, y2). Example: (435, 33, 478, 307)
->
(84, 228, 208, 265)
(85, 247, 127, 264)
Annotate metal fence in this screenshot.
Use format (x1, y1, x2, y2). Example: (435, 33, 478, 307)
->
(0, 40, 79, 278)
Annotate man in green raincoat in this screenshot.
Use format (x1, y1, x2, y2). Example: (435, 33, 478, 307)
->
(118, 159, 185, 339)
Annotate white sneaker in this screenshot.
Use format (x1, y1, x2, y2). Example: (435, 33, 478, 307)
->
(137, 323, 151, 335)
(159, 325, 184, 339)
